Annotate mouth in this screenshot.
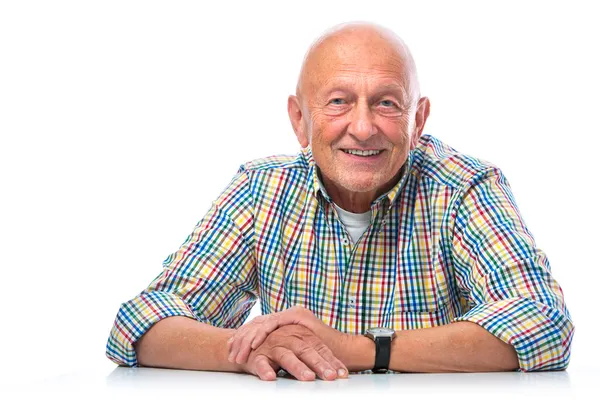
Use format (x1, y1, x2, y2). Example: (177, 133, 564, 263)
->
(341, 149, 385, 158)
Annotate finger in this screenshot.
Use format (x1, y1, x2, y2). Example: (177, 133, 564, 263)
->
(227, 335, 239, 363)
(228, 329, 249, 363)
(311, 341, 348, 379)
(248, 315, 282, 349)
(275, 348, 316, 381)
(229, 321, 260, 362)
(229, 316, 268, 362)
(237, 315, 283, 361)
(226, 335, 234, 351)
(293, 344, 340, 381)
(235, 328, 260, 364)
(250, 330, 270, 350)
(252, 355, 277, 381)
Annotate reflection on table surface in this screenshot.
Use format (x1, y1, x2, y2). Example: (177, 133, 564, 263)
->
(111, 366, 574, 399)
(7, 364, 592, 400)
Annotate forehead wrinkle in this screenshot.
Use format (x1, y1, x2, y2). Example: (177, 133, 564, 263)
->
(312, 68, 412, 106)
(319, 76, 408, 94)
(309, 63, 407, 89)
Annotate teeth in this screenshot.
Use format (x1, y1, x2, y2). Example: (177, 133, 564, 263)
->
(343, 149, 382, 156)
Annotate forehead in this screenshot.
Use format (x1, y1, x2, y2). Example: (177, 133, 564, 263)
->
(303, 30, 409, 94)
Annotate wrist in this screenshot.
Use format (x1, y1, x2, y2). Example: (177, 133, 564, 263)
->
(337, 334, 375, 372)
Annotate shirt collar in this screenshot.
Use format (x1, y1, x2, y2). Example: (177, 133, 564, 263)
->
(303, 147, 415, 211)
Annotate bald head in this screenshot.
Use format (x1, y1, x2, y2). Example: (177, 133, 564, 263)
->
(297, 22, 420, 107)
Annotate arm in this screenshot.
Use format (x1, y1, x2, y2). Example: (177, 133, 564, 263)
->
(135, 316, 242, 372)
(353, 321, 518, 372)
(450, 169, 574, 371)
(106, 170, 258, 367)
(135, 316, 347, 381)
(106, 170, 347, 380)
(228, 306, 517, 372)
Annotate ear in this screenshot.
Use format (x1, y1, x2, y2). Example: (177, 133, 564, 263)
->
(288, 95, 309, 148)
(410, 97, 431, 149)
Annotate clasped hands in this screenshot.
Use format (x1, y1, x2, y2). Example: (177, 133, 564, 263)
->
(226, 306, 351, 381)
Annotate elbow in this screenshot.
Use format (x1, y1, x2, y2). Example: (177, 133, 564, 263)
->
(519, 320, 574, 372)
(105, 323, 140, 367)
(106, 348, 137, 367)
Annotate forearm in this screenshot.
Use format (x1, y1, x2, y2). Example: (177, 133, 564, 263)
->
(134, 316, 244, 373)
(344, 321, 519, 373)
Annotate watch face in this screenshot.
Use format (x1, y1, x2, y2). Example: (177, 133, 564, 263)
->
(368, 327, 395, 337)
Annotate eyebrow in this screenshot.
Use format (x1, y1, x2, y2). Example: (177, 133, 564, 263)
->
(321, 82, 411, 104)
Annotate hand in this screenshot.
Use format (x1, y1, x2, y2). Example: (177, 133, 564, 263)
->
(239, 324, 348, 381)
(228, 306, 332, 365)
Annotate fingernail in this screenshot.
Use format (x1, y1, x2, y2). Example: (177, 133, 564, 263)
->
(263, 371, 276, 381)
(337, 368, 346, 377)
(324, 369, 335, 379)
(302, 370, 315, 380)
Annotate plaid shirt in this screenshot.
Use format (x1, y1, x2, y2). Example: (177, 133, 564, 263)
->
(106, 134, 573, 371)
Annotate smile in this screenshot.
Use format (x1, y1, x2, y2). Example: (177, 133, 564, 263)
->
(342, 149, 383, 157)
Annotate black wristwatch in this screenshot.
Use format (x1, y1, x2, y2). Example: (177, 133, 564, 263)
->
(365, 327, 396, 373)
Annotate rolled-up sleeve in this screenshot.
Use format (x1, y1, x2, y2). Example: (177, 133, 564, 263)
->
(106, 169, 257, 366)
(451, 169, 574, 371)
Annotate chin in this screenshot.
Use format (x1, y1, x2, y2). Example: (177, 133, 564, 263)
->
(338, 177, 382, 193)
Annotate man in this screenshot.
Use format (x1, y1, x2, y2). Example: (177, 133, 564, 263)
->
(106, 22, 574, 381)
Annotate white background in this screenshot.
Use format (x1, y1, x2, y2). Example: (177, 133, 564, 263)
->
(1, 0, 599, 388)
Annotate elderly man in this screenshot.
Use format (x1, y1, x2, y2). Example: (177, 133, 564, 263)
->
(106, 22, 573, 381)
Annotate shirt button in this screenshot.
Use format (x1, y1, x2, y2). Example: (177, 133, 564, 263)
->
(382, 219, 387, 225)
(349, 299, 356, 308)
(341, 238, 350, 246)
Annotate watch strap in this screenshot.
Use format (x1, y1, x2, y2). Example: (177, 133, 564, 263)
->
(373, 336, 392, 372)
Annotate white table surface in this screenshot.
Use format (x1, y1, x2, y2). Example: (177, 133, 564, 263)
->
(3, 363, 596, 400)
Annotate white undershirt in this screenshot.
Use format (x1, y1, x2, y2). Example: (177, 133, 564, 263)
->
(332, 203, 372, 245)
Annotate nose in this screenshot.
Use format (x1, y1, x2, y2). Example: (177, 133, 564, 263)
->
(347, 100, 376, 141)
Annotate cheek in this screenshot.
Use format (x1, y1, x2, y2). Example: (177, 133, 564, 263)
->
(379, 118, 411, 145)
(312, 114, 348, 144)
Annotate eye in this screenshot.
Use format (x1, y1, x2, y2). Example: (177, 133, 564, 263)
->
(329, 98, 346, 105)
(379, 99, 396, 107)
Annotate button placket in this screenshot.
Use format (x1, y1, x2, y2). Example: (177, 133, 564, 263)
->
(378, 215, 387, 234)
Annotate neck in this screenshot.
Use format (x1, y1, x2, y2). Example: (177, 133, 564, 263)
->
(328, 188, 374, 213)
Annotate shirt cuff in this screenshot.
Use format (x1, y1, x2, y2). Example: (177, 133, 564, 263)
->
(106, 291, 205, 367)
(453, 297, 574, 371)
